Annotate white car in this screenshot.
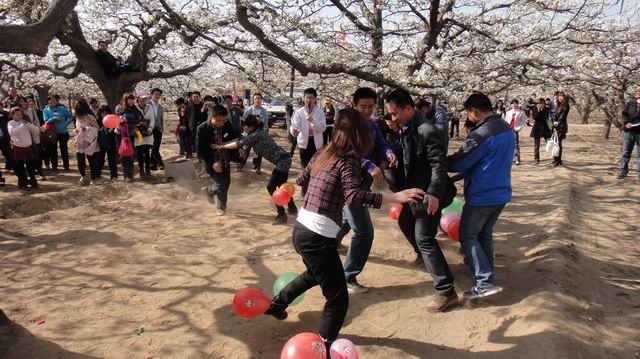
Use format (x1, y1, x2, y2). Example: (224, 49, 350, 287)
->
(265, 99, 287, 128)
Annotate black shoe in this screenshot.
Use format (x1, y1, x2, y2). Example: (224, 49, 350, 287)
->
(616, 171, 627, 179)
(253, 167, 262, 175)
(264, 296, 288, 320)
(272, 214, 287, 225)
(287, 205, 298, 215)
(150, 165, 158, 171)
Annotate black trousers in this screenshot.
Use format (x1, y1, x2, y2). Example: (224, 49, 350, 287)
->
(299, 139, 317, 196)
(277, 223, 348, 342)
(150, 128, 164, 168)
(50, 132, 70, 170)
(533, 136, 545, 161)
(98, 132, 118, 179)
(266, 168, 296, 215)
(37, 144, 50, 174)
(13, 159, 38, 187)
(323, 126, 333, 145)
(398, 204, 455, 296)
(449, 119, 459, 138)
(206, 164, 231, 210)
(179, 131, 192, 158)
(77, 152, 100, 180)
(554, 137, 564, 163)
(137, 144, 152, 173)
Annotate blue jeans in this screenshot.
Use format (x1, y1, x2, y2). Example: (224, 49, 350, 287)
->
(620, 131, 640, 176)
(459, 204, 505, 290)
(336, 205, 374, 282)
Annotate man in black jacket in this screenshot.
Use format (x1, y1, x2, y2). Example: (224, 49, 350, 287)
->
(187, 91, 207, 153)
(95, 41, 138, 80)
(617, 88, 640, 179)
(197, 105, 240, 215)
(386, 89, 458, 312)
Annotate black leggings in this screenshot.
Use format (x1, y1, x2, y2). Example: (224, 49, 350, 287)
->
(50, 132, 70, 170)
(13, 159, 38, 187)
(276, 223, 348, 342)
(137, 144, 152, 173)
(77, 152, 100, 180)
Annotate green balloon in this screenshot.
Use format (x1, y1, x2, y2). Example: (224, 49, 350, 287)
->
(442, 197, 464, 215)
(273, 272, 305, 306)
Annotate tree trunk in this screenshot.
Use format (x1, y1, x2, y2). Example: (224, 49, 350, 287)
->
(289, 67, 295, 99)
(603, 119, 612, 139)
(580, 93, 593, 124)
(34, 84, 51, 109)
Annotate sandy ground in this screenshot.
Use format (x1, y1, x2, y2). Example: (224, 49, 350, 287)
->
(0, 121, 639, 358)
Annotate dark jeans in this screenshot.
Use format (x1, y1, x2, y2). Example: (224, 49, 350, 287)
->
(0, 139, 12, 170)
(449, 119, 459, 138)
(37, 144, 49, 175)
(13, 159, 37, 187)
(299, 139, 317, 196)
(336, 205, 374, 282)
(77, 152, 100, 180)
(533, 137, 543, 161)
(178, 131, 192, 158)
(398, 204, 455, 296)
(459, 204, 505, 290)
(137, 144, 152, 173)
(50, 132, 70, 170)
(620, 131, 640, 175)
(266, 167, 295, 216)
(277, 223, 348, 342)
(150, 129, 164, 168)
(323, 126, 333, 145)
(513, 131, 520, 162)
(206, 164, 231, 210)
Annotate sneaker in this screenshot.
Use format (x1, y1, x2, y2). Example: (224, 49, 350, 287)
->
(272, 214, 288, 225)
(463, 286, 503, 300)
(616, 171, 627, 179)
(216, 209, 226, 216)
(347, 279, 369, 294)
(78, 176, 86, 185)
(426, 292, 459, 313)
(515, 159, 521, 165)
(264, 296, 288, 320)
(287, 205, 298, 215)
(411, 254, 424, 266)
(90, 180, 97, 186)
(125, 177, 133, 183)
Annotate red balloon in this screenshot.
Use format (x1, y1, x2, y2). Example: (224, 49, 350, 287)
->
(232, 287, 271, 318)
(439, 212, 459, 235)
(103, 114, 122, 129)
(272, 188, 292, 207)
(281, 332, 327, 359)
(447, 218, 460, 241)
(389, 204, 402, 222)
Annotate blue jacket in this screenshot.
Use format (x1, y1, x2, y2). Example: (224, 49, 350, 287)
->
(448, 114, 514, 206)
(361, 118, 392, 174)
(43, 105, 74, 134)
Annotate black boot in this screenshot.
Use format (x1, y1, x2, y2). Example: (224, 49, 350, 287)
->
(264, 295, 288, 320)
(287, 203, 298, 215)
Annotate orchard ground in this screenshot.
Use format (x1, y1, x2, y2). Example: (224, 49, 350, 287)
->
(0, 119, 639, 358)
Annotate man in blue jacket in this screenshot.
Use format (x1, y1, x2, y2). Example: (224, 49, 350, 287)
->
(43, 95, 74, 171)
(448, 93, 514, 300)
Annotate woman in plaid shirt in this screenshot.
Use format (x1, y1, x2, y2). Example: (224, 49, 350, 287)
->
(264, 108, 425, 351)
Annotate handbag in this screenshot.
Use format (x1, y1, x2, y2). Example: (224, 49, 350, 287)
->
(118, 124, 135, 157)
(97, 130, 110, 150)
(546, 131, 560, 157)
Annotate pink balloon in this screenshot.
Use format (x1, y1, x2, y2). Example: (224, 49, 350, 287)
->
(231, 287, 271, 318)
(330, 339, 359, 359)
(103, 114, 122, 129)
(272, 188, 292, 207)
(281, 332, 327, 359)
(439, 212, 459, 236)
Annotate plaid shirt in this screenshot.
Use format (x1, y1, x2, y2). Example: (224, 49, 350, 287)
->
(297, 151, 383, 225)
